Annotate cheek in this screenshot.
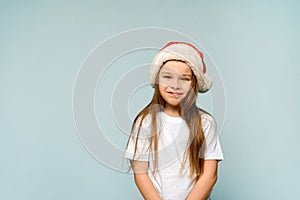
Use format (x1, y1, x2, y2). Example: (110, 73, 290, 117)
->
(158, 78, 169, 88)
(158, 84, 165, 94)
(182, 81, 192, 90)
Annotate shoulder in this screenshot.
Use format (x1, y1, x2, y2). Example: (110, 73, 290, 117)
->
(134, 113, 152, 128)
(198, 109, 217, 131)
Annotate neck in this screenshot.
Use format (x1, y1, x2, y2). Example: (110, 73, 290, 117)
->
(164, 105, 181, 117)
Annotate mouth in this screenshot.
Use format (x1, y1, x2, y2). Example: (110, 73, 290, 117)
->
(167, 91, 183, 97)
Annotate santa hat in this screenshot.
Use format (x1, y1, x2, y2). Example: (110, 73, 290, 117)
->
(150, 42, 212, 93)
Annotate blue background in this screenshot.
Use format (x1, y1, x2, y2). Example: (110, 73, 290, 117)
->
(1, 0, 299, 199)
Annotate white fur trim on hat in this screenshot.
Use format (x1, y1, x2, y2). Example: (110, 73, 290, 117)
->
(150, 42, 212, 93)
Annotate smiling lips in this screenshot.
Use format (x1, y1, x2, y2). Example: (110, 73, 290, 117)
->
(167, 91, 183, 97)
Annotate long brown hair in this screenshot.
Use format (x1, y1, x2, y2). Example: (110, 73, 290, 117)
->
(127, 61, 207, 182)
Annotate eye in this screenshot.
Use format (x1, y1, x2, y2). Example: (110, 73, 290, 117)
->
(163, 75, 172, 79)
(181, 77, 190, 81)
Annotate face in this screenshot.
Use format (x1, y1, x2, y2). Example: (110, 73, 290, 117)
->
(158, 60, 193, 110)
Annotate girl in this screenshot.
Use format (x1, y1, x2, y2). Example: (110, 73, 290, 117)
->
(125, 42, 223, 200)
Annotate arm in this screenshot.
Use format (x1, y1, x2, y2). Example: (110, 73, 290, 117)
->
(186, 160, 219, 200)
(132, 160, 162, 200)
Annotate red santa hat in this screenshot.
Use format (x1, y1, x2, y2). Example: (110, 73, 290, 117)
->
(150, 42, 212, 93)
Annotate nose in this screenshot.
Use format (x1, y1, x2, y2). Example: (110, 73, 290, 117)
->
(170, 78, 180, 89)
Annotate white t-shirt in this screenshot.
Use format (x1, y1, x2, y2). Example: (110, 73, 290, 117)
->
(125, 110, 223, 200)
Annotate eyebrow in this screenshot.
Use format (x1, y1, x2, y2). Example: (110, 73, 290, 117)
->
(160, 71, 192, 77)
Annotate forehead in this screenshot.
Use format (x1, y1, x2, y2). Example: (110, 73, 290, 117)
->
(160, 60, 192, 75)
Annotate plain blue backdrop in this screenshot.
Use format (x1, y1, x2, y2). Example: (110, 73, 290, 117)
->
(1, 0, 300, 199)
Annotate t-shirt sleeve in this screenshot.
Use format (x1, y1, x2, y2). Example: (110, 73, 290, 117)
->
(125, 117, 151, 162)
(201, 114, 224, 161)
